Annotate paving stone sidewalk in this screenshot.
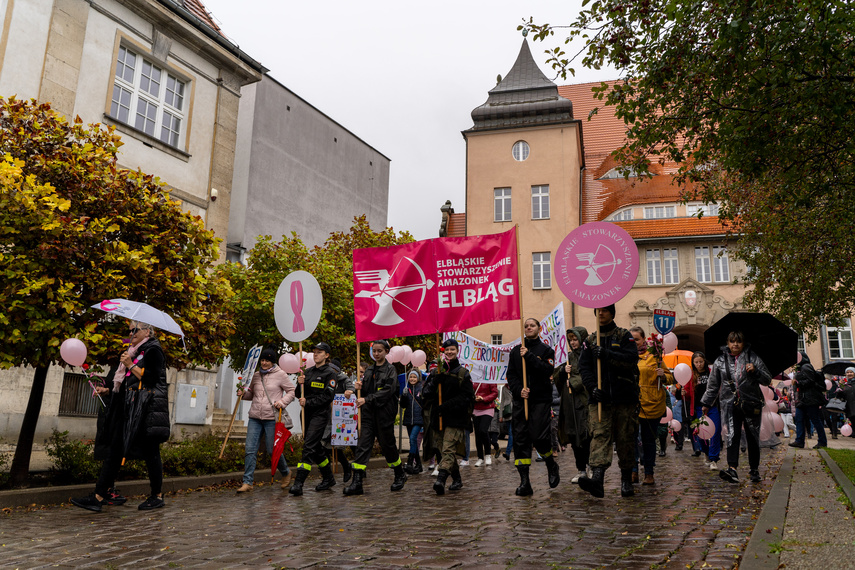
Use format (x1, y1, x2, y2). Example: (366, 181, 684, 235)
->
(1, 444, 788, 569)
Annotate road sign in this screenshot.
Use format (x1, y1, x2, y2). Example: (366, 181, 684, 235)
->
(653, 309, 676, 335)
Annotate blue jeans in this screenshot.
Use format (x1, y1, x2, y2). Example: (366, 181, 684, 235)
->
(406, 425, 422, 456)
(505, 420, 513, 455)
(794, 406, 827, 446)
(243, 417, 290, 485)
(696, 406, 722, 462)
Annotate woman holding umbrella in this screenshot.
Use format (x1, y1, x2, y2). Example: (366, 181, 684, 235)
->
(72, 321, 170, 512)
(701, 330, 772, 484)
(236, 347, 296, 493)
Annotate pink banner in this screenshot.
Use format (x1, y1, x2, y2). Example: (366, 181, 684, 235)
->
(353, 228, 519, 342)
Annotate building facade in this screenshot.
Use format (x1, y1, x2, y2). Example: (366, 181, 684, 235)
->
(461, 40, 854, 368)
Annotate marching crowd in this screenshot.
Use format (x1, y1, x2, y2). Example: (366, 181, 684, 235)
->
(70, 307, 855, 512)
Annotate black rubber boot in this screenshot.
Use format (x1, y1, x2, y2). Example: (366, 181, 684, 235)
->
(545, 455, 560, 488)
(515, 464, 533, 496)
(412, 454, 423, 474)
(449, 469, 463, 491)
(288, 468, 310, 496)
(433, 469, 450, 495)
(579, 467, 605, 498)
(315, 464, 336, 491)
(390, 464, 408, 492)
(620, 469, 635, 497)
(343, 470, 364, 496)
(403, 454, 415, 475)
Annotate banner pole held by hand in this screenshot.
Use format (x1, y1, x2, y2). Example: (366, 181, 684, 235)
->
(515, 224, 529, 421)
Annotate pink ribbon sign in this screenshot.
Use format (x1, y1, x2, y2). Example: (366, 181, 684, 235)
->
(554, 222, 639, 308)
(290, 281, 305, 333)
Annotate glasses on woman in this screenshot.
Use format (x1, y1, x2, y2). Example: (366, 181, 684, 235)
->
(128, 328, 140, 335)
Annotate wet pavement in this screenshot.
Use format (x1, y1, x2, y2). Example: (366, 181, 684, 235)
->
(0, 443, 787, 569)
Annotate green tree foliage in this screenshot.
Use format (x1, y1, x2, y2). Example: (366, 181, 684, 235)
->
(521, 0, 855, 337)
(0, 98, 234, 484)
(219, 215, 437, 372)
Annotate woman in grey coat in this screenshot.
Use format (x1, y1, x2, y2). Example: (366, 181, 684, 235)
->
(701, 330, 771, 484)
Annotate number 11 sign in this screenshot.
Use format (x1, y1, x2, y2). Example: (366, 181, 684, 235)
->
(653, 309, 676, 335)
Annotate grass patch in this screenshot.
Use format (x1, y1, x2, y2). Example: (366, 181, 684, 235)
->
(825, 448, 855, 486)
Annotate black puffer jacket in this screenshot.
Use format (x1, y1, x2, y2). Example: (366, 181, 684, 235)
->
(507, 336, 555, 404)
(360, 360, 399, 428)
(793, 352, 826, 408)
(422, 358, 475, 430)
(580, 321, 639, 405)
(134, 337, 170, 443)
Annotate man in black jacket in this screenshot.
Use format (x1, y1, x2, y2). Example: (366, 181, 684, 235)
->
(578, 305, 640, 498)
(788, 352, 828, 449)
(421, 338, 475, 495)
(507, 318, 559, 496)
(344, 340, 407, 496)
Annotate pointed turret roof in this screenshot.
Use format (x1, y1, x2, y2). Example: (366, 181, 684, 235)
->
(468, 39, 573, 132)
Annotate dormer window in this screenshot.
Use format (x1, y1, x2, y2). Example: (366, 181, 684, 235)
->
(598, 166, 646, 180)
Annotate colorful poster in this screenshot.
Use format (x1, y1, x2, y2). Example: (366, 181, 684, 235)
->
(442, 302, 567, 384)
(353, 228, 519, 342)
(331, 394, 358, 446)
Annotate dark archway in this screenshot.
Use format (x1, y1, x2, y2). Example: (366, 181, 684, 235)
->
(673, 324, 707, 355)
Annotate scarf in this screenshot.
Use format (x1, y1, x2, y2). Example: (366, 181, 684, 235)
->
(112, 338, 147, 392)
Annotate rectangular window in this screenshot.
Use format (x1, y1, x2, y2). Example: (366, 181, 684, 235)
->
(491, 334, 503, 345)
(695, 246, 711, 282)
(644, 206, 675, 219)
(828, 319, 855, 359)
(494, 188, 511, 222)
(531, 185, 550, 220)
(532, 252, 551, 289)
(110, 45, 187, 148)
(797, 333, 806, 354)
(663, 248, 679, 284)
(646, 249, 662, 285)
(687, 203, 720, 217)
(712, 246, 730, 282)
(58, 373, 101, 417)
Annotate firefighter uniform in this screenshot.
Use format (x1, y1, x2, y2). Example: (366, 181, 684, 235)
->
(344, 359, 406, 495)
(289, 362, 336, 496)
(507, 335, 559, 495)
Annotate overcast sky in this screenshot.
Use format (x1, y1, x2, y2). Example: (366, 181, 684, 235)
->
(201, 0, 616, 241)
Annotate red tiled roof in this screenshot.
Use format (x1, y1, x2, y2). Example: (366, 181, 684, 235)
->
(446, 212, 467, 237)
(613, 216, 729, 240)
(183, 0, 223, 36)
(558, 81, 689, 223)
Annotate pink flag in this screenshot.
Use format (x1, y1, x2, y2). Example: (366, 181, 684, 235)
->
(353, 228, 519, 342)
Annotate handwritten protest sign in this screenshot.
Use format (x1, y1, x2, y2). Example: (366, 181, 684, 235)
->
(331, 394, 358, 446)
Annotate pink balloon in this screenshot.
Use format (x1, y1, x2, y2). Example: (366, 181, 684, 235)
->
(388, 346, 403, 363)
(771, 412, 784, 433)
(279, 353, 300, 374)
(760, 385, 774, 400)
(670, 419, 682, 432)
(765, 400, 778, 414)
(400, 345, 413, 365)
(673, 363, 692, 386)
(698, 415, 716, 440)
(825, 379, 832, 390)
(410, 350, 427, 368)
(60, 338, 87, 367)
(303, 352, 315, 368)
(660, 407, 673, 424)
(661, 332, 678, 354)
(760, 412, 773, 440)
(841, 424, 853, 437)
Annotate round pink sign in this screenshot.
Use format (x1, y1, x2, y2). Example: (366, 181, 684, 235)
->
(554, 222, 639, 308)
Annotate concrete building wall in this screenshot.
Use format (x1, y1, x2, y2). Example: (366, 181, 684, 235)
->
(464, 123, 582, 344)
(229, 74, 390, 252)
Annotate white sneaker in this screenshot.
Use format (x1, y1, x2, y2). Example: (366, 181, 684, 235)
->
(485, 455, 492, 466)
(427, 460, 436, 469)
(474, 458, 484, 467)
(459, 460, 470, 466)
(431, 467, 439, 476)
(709, 461, 718, 470)
(571, 471, 586, 484)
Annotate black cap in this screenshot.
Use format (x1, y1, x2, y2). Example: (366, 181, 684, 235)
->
(260, 348, 279, 363)
(594, 304, 616, 318)
(312, 342, 332, 353)
(442, 338, 459, 349)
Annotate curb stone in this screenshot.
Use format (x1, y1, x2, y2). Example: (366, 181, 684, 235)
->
(742, 444, 794, 568)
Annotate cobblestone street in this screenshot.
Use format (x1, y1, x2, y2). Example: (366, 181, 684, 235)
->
(1, 444, 786, 569)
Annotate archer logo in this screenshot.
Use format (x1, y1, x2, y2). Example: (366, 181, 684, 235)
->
(575, 244, 622, 286)
(354, 256, 435, 326)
